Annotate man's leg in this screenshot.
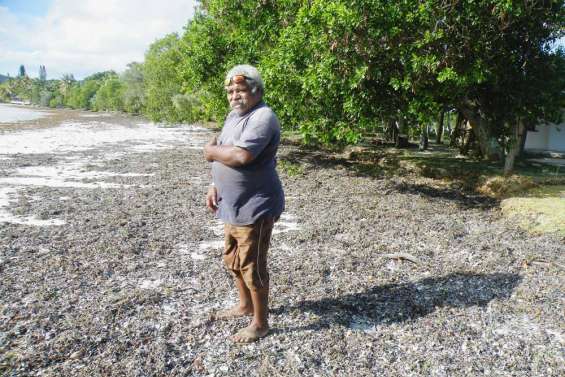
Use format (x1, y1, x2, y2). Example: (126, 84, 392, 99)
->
(232, 218, 273, 342)
(217, 218, 273, 341)
(250, 286, 269, 328)
(212, 224, 254, 320)
(233, 274, 254, 315)
(212, 273, 254, 319)
(231, 286, 269, 343)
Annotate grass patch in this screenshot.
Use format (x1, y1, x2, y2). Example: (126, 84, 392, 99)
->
(476, 175, 538, 199)
(278, 159, 305, 177)
(501, 186, 565, 236)
(338, 142, 565, 194)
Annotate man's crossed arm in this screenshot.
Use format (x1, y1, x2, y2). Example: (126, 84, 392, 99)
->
(204, 136, 255, 212)
(203, 136, 254, 167)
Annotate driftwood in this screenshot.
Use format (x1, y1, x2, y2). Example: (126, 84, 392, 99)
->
(521, 258, 565, 270)
(383, 253, 423, 265)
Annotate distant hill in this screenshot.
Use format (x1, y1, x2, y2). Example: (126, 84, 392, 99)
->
(0, 74, 9, 84)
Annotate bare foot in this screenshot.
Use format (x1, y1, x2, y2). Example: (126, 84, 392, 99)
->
(231, 325, 269, 343)
(210, 306, 253, 321)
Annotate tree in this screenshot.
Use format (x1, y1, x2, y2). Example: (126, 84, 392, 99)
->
(31, 81, 41, 105)
(144, 33, 184, 122)
(39, 66, 47, 81)
(93, 76, 124, 111)
(39, 89, 53, 107)
(436, 110, 445, 144)
(66, 79, 102, 109)
(121, 62, 145, 114)
(9, 76, 33, 101)
(59, 74, 76, 102)
(177, 13, 232, 122)
(19, 65, 26, 77)
(0, 85, 10, 102)
(409, 1, 565, 168)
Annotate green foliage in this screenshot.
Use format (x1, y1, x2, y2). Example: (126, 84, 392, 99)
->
(0, 77, 59, 107)
(39, 89, 53, 107)
(66, 79, 101, 109)
(0, 85, 10, 102)
(144, 33, 184, 122)
(30, 82, 41, 104)
(93, 77, 124, 111)
(172, 93, 205, 123)
(49, 94, 64, 108)
(278, 159, 304, 177)
(121, 62, 145, 114)
(58, 74, 76, 104)
(177, 13, 231, 122)
(59, 71, 119, 110)
(168, 0, 564, 156)
(4, 76, 34, 101)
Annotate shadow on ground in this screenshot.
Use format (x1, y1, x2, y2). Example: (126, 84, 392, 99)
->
(272, 272, 522, 333)
(279, 148, 499, 209)
(393, 182, 499, 209)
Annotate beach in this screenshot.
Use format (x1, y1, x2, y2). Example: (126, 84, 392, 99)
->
(1, 105, 563, 376)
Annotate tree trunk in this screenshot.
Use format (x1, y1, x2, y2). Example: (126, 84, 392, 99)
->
(460, 122, 475, 155)
(435, 110, 445, 144)
(504, 120, 526, 175)
(445, 111, 452, 135)
(396, 135, 410, 148)
(459, 106, 503, 161)
(517, 121, 529, 157)
(384, 119, 397, 142)
(395, 118, 408, 147)
(392, 121, 399, 143)
(450, 111, 463, 147)
(419, 124, 429, 150)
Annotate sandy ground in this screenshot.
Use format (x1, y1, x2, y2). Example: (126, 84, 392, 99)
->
(0, 107, 564, 376)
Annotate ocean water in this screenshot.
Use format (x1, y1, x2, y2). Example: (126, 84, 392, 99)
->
(0, 107, 209, 225)
(0, 103, 51, 123)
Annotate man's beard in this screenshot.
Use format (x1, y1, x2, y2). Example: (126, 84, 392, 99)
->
(230, 100, 247, 113)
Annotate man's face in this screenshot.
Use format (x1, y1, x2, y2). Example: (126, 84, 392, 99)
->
(226, 81, 260, 115)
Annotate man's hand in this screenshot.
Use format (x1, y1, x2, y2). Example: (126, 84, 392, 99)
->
(204, 136, 218, 162)
(206, 185, 218, 212)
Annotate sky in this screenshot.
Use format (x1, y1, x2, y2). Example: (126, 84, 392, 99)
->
(0, 0, 197, 79)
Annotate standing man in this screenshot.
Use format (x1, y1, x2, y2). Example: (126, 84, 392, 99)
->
(204, 65, 284, 343)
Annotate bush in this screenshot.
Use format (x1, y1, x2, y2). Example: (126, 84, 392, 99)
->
(39, 90, 53, 107)
(172, 93, 205, 123)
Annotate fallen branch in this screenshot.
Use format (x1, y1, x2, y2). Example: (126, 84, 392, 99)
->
(521, 258, 565, 270)
(383, 253, 422, 265)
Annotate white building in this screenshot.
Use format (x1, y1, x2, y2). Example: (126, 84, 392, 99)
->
(524, 121, 565, 154)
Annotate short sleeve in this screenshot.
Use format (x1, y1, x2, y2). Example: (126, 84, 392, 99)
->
(233, 109, 278, 158)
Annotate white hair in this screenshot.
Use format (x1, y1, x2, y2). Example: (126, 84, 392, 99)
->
(225, 64, 264, 95)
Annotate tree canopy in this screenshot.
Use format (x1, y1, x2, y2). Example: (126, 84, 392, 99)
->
(2, 0, 564, 172)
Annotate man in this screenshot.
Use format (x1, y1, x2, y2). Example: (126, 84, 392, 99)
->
(203, 65, 284, 343)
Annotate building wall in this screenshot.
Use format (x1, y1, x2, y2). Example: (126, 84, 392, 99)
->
(547, 123, 565, 151)
(525, 122, 565, 152)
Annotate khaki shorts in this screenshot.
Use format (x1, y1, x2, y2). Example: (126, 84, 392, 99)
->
(223, 217, 274, 290)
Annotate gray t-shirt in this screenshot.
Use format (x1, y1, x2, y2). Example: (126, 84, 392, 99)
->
(211, 102, 285, 225)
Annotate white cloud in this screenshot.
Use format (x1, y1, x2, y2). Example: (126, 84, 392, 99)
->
(0, 0, 196, 79)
